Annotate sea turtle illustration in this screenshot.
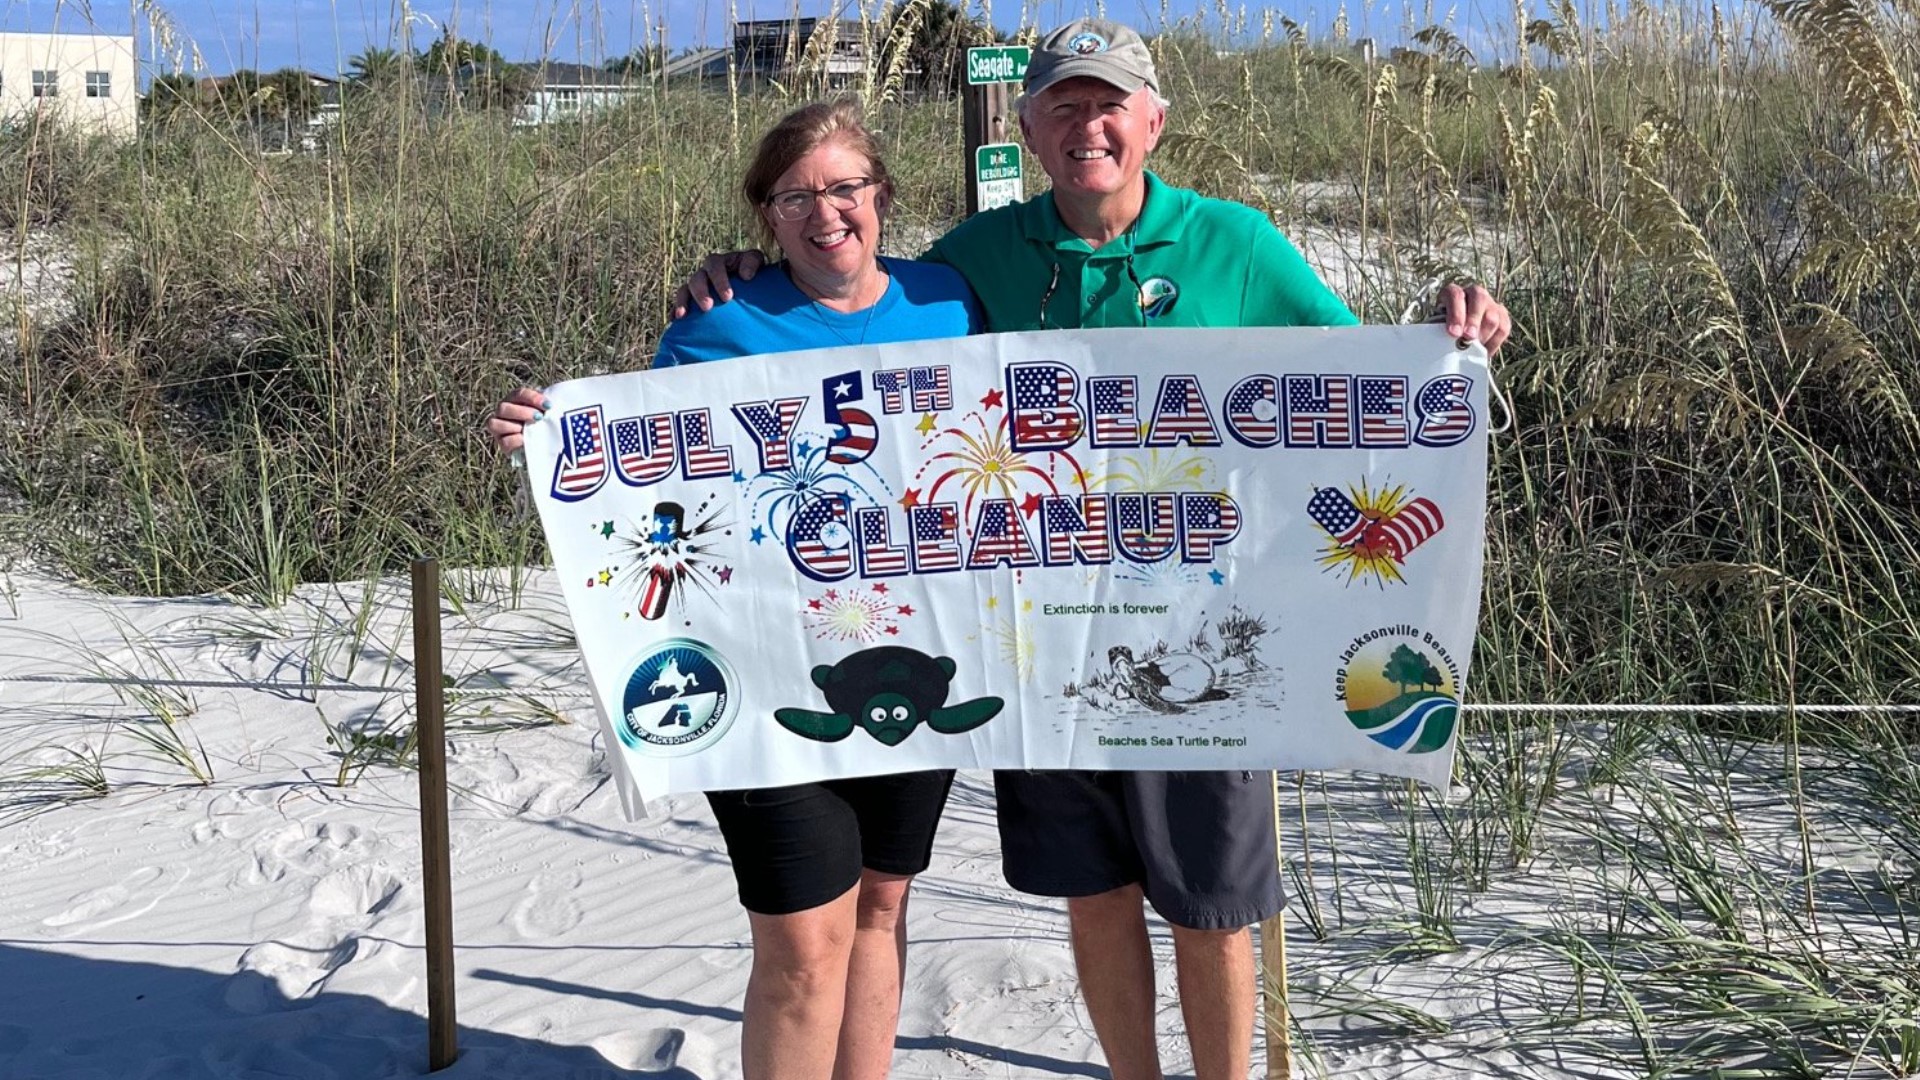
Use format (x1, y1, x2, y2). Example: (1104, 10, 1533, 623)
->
(1108, 645, 1226, 714)
(774, 647, 1003, 746)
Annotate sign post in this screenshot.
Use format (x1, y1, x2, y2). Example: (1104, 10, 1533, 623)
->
(962, 45, 1029, 217)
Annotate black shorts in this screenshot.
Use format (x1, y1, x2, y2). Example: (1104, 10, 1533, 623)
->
(706, 770, 955, 916)
(994, 769, 1283, 930)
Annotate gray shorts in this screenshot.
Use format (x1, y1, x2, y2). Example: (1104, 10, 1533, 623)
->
(994, 769, 1283, 930)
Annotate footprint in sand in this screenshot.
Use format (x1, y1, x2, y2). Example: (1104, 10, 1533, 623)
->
(226, 935, 362, 1012)
(40, 866, 180, 936)
(591, 1027, 687, 1071)
(507, 866, 585, 939)
(225, 860, 404, 1012)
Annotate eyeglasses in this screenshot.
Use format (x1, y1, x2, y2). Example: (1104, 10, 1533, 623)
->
(763, 177, 879, 221)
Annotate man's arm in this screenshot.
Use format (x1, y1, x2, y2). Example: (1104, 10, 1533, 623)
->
(670, 250, 769, 319)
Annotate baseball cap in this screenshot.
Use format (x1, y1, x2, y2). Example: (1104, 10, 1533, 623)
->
(1023, 18, 1159, 97)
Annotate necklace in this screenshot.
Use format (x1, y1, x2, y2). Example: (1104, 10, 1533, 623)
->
(795, 264, 889, 346)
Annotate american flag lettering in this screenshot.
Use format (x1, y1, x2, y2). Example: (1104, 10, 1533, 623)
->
(1042, 494, 1114, 565)
(1307, 486, 1367, 546)
(1009, 362, 1084, 450)
(1414, 375, 1475, 446)
(1145, 375, 1223, 447)
(1284, 374, 1355, 447)
(1089, 376, 1139, 447)
(611, 414, 676, 486)
(731, 397, 806, 471)
(676, 409, 735, 479)
(871, 369, 911, 414)
(908, 504, 962, 572)
(966, 499, 1040, 569)
(1114, 492, 1178, 561)
(788, 495, 853, 579)
(550, 406, 609, 501)
(827, 406, 879, 466)
(1357, 376, 1411, 448)
(822, 371, 863, 424)
(1224, 375, 1280, 447)
(854, 506, 908, 576)
(1181, 494, 1242, 561)
(909, 366, 953, 412)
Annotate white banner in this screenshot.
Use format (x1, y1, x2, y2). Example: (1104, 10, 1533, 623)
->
(524, 326, 1489, 814)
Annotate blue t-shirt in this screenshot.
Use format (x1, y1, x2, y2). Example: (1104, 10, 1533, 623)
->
(653, 256, 981, 366)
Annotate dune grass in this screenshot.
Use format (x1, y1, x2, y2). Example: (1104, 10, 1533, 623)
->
(0, 0, 1915, 1073)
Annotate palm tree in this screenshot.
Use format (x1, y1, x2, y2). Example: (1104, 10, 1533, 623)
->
(891, 0, 995, 94)
(347, 46, 409, 85)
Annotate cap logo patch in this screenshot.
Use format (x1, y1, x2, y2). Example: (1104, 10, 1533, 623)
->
(1068, 32, 1107, 54)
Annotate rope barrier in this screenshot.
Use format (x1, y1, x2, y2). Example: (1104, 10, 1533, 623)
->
(1, 670, 1914, 713)
(0, 672, 593, 699)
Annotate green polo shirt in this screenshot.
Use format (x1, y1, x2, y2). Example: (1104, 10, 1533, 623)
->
(923, 171, 1358, 332)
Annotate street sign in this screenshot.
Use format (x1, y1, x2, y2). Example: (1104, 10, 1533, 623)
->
(974, 143, 1024, 212)
(965, 45, 1030, 85)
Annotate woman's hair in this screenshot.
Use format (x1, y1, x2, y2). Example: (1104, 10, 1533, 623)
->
(741, 98, 895, 252)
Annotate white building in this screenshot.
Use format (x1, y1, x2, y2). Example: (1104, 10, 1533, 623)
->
(0, 32, 137, 137)
(510, 62, 644, 126)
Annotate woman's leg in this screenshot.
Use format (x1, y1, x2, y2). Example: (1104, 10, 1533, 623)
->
(742, 882, 861, 1080)
(833, 868, 914, 1080)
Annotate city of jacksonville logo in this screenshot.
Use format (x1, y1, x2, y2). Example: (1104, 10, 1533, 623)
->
(619, 638, 738, 754)
(1333, 627, 1460, 754)
(1137, 276, 1178, 319)
(1067, 31, 1108, 53)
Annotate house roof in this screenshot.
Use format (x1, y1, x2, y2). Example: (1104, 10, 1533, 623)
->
(523, 61, 637, 88)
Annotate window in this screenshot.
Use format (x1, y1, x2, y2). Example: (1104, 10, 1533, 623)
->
(554, 88, 579, 112)
(85, 71, 110, 98)
(31, 70, 56, 97)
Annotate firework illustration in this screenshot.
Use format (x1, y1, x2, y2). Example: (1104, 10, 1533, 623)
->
(801, 584, 918, 642)
(983, 615, 1039, 682)
(1085, 447, 1218, 492)
(1307, 479, 1447, 588)
(742, 436, 893, 541)
(610, 492, 734, 622)
(1112, 560, 1208, 588)
(914, 404, 1087, 525)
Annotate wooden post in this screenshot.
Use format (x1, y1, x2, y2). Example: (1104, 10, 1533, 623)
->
(412, 558, 459, 1071)
(962, 77, 1014, 218)
(1261, 773, 1292, 1078)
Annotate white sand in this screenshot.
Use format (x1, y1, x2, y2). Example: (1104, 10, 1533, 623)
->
(0, 567, 1906, 1078)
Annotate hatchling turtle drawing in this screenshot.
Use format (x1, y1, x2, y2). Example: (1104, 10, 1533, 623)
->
(774, 646, 1003, 745)
(1108, 644, 1229, 714)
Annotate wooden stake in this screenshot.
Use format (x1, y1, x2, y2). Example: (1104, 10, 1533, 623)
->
(1261, 772, 1292, 1079)
(412, 558, 459, 1071)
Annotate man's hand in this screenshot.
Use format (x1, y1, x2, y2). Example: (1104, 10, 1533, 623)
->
(486, 386, 550, 455)
(670, 249, 770, 319)
(1436, 284, 1512, 354)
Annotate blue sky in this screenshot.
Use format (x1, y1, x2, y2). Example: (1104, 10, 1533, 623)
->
(0, 0, 1500, 76)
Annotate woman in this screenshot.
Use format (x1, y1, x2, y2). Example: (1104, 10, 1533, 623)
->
(488, 100, 980, 1080)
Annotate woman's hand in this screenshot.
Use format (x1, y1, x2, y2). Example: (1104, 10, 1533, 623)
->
(486, 386, 550, 455)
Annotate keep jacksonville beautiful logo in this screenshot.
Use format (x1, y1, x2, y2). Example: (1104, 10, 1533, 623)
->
(1334, 626, 1461, 754)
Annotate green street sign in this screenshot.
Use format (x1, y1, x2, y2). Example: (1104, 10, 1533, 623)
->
(975, 143, 1023, 212)
(965, 45, 1030, 85)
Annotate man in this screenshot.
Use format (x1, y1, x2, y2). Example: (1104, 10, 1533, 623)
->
(678, 19, 1509, 1077)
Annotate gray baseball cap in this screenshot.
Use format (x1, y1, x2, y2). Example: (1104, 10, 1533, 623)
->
(1023, 18, 1159, 97)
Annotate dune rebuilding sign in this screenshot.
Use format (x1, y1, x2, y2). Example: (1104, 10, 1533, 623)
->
(523, 326, 1490, 813)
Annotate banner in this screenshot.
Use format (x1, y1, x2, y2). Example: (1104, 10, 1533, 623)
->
(523, 326, 1489, 814)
